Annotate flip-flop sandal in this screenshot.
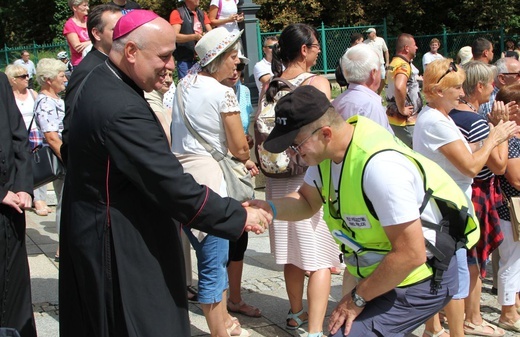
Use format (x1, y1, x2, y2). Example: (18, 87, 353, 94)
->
(286, 308, 308, 330)
(463, 320, 505, 337)
(227, 300, 261, 317)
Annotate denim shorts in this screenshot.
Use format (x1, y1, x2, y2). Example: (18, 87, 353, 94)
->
(183, 227, 229, 304)
(453, 248, 470, 299)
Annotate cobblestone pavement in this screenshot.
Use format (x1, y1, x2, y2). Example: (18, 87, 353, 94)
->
(25, 188, 518, 337)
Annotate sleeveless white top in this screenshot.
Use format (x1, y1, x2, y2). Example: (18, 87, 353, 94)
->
(15, 89, 36, 130)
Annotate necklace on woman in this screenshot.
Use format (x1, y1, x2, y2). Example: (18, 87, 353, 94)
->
(459, 98, 477, 112)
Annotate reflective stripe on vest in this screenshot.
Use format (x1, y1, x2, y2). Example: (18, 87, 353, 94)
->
(319, 116, 479, 287)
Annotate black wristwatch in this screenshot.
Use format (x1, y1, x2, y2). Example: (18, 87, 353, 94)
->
(351, 287, 367, 308)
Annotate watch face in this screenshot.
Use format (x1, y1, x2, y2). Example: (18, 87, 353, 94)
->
(354, 297, 365, 307)
(352, 289, 366, 307)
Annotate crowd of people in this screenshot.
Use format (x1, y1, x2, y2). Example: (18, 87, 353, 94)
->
(1, 1, 520, 337)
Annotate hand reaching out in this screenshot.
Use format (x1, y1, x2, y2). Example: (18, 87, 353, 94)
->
(243, 204, 272, 234)
(243, 199, 273, 216)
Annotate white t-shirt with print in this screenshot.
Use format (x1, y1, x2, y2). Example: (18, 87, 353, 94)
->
(34, 94, 65, 138)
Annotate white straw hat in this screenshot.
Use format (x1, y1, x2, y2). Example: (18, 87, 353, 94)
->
(238, 48, 249, 65)
(195, 27, 243, 67)
(458, 46, 473, 65)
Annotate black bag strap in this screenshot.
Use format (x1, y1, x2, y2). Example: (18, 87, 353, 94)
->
(27, 98, 43, 136)
(254, 73, 317, 121)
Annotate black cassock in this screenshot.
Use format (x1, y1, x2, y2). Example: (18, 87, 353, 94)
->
(60, 61, 246, 337)
(0, 72, 36, 337)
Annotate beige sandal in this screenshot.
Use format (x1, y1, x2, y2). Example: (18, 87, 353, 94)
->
(226, 321, 250, 337)
(463, 320, 505, 337)
(423, 328, 448, 337)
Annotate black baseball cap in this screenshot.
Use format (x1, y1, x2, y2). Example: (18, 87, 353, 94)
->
(263, 86, 332, 153)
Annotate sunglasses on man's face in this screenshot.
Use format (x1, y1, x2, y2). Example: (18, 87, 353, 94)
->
(236, 63, 246, 72)
(264, 45, 276, 49)
(436, 61, 457, 83)
(16, 74, 29, 79)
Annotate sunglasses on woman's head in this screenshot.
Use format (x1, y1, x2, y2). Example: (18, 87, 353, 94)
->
(436, 61, 457, 83)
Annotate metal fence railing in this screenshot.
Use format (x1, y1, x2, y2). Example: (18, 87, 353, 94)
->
(0, 42, 69, 70)
(257, 22, 388, 75)
(3, 24, 519, 75)
(257, 22, 519, 76)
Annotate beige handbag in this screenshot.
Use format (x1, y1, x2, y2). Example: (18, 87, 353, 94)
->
(503, 194, 520, 242)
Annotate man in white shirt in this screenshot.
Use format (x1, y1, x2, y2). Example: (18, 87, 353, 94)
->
(422, 38, 444, 73)
(14, 50, 36, 89)
(363, 28, 389, 94)
(332, 44, 393, 134)
(248, 85, 476, 337)
(253, 36, 277, 95)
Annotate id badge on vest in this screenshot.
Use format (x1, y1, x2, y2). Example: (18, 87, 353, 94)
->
(343, 214, 372, 229)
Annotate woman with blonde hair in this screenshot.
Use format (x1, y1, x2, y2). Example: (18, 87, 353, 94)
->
(63, 0, 92, 67)
(171, 27, 258, 337)
(414, 58, 517, 337)
(34, 58, 68, 262)
(5, 64, 52, 216)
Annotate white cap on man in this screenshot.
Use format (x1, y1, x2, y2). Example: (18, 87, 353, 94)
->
(366, 28, 376, 33)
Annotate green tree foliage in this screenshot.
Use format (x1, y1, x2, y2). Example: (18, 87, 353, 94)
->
(254, 0, 323, 32)
(0, 0, 518, 47)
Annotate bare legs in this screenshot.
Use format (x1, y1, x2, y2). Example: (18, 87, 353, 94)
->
(307, 268, 331, 333)
(201, 290, 229, 337)
(284, 263, 331, 334)
(227, 260, 244, 306)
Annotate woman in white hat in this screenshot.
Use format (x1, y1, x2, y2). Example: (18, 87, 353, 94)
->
(171, 26, 258, 337)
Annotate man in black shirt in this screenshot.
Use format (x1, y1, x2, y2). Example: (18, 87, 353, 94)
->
(169, 0, 212, 79)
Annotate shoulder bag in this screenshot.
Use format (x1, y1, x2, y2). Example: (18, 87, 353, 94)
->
(29, 103, 66, 188)
(176, 86, 254, 202)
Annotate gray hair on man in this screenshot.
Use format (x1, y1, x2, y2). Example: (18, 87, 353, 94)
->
(494, 57, 511, 78)
(340, 44, 381, 84)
